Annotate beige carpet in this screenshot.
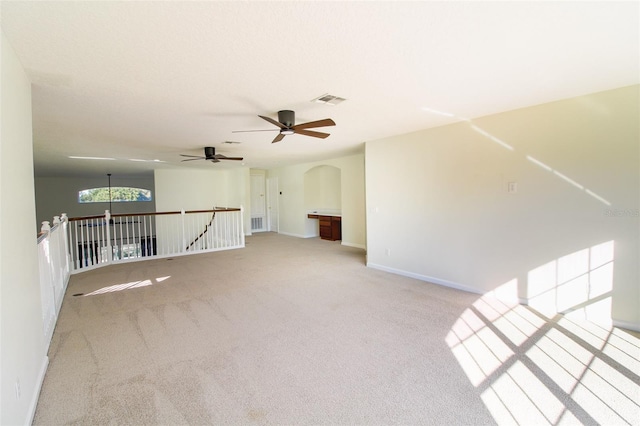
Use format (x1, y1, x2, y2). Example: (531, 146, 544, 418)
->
(34, 233, 639, 425)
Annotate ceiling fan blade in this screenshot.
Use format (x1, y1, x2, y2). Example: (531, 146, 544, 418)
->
(292, 118, 336, 130)
(181, 158, 205, 162)
(294, 129, 331, 139)
(231, 129, 279, 133)
(211, 153, 244, 161)
(259, 115, 287, 129)
(272, 133, 285, 143)
(180, 154, 205, 158)
(210, 158, 221, 163)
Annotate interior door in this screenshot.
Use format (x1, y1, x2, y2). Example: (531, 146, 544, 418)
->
(250, 174, 266, 232)
(267, 177, 279, 232)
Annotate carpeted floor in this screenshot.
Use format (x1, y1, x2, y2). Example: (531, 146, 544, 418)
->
(33, 233, 639, 425)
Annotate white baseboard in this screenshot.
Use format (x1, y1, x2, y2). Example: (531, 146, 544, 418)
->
(366, 262, 482, 295)
(612, 319, 640, 333)
(368, 264, 640, 330)
(28, 355, 49, 425)
(277, 231, 310, 239)
(342, 241, 366, 250)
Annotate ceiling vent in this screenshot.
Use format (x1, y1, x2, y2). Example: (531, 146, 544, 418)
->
(312, 93, 346, 106)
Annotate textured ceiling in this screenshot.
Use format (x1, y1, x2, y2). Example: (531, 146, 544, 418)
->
(1, 1, 638, 177)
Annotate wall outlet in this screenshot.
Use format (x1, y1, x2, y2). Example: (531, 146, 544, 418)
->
(507, 181, 518, 193)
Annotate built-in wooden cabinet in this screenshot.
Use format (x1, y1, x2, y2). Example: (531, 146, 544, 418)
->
(308, 214, 341, 241)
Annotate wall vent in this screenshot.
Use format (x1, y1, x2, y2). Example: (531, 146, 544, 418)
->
(251, 217, 263, 230)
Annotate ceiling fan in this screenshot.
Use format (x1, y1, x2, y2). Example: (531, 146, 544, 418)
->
(233, 110, 335, 143)
(180, 147, 243, 163)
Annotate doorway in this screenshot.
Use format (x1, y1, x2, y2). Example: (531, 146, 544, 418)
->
(250, 174, 266, 232)
(267, 177, 279, 232)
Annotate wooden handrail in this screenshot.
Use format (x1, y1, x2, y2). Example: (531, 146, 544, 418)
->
(68, 207, 240, 222)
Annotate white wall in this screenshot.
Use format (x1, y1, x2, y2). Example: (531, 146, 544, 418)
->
(154, 169, 230, 211)
(304, 165, 341, 212)
(366, 85, 639, 329)
(267, 153, 366, 249)
(35, 174, 156, 228)
(1, 30, 48, 425)
(154, 167, 251, 234)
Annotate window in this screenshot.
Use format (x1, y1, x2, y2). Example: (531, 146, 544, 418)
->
(78, 187, 152, 203)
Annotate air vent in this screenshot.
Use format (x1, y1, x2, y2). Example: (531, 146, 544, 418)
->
(251, 217, 263, 230)
(312, 93, 346, 106)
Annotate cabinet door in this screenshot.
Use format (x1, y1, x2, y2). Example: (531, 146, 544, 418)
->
(331, 217, 342, 241)
(319, 216, 332, 239)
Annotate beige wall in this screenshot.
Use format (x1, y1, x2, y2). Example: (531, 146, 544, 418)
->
(35, 175, 156, 228)
(267, 153, 366, 249)
(366, 85, 639, 329)
(154, 167, 251, 234)
(304, 165, 342, 213)
(1, 30, 48, 425)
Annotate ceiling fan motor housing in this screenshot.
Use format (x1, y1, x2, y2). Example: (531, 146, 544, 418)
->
(278, 110, 295, 127)
(204, 146, 215, 159)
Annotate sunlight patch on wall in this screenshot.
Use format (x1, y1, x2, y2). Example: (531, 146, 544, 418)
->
(420, 107, 613, 207)
(527, 241, 614, 325)
(469, 124, 515, 151)
(526, 155, 611, 206)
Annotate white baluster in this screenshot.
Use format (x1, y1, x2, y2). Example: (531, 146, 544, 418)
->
(240, 206, 245, 247)
(181, 209, 186, 253)
(105, 210, 113, 263)
(41, 221, 51, 235)
(136, 215, 142, 258)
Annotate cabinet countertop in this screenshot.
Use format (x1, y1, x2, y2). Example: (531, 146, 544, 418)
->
(307, 212, 341, 218)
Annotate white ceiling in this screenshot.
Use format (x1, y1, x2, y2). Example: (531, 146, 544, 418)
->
(1, 1, 638, 177)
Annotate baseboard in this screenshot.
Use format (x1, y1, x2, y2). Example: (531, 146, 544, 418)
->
(277, 231, 310, 239)
(27, 355, 49, 425)
(341, 241, 366, 251)
(366, 262, 482, 295)
(612, 319, 640, 333)
(367, 264, 640, 329)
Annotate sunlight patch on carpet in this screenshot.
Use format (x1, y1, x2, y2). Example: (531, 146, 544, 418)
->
(82, 276, 171, 296)
(446, 271, 640, 425)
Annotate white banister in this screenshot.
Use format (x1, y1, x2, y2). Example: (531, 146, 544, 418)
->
(64, 208, 244, 274)
(37, 214, 71, 351)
